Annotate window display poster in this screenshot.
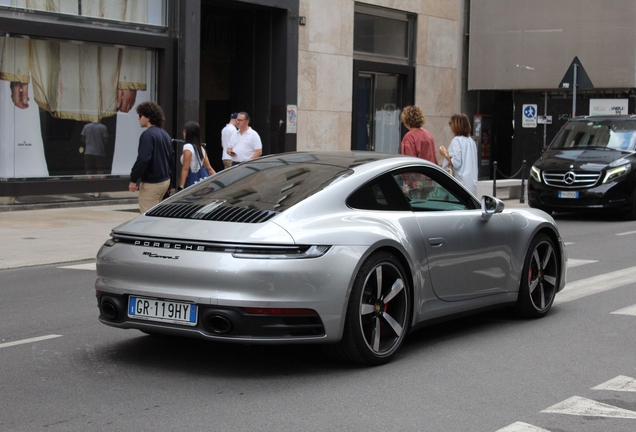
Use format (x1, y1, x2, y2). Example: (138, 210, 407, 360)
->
(0, 36, 156, 178)
(0, 0, 165, 26)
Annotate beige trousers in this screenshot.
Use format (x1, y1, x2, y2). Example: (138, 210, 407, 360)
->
(138, 179, 170, 213)
(223, 159, 233, 169)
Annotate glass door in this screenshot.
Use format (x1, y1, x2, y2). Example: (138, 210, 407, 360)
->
(354, 72, 401, 153)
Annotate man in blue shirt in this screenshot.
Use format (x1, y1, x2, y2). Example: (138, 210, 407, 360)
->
(129, 101, 174, 213)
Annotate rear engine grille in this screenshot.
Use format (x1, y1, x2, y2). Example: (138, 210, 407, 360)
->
(146, 203, 279, 223)
(542, 171, 600, 188)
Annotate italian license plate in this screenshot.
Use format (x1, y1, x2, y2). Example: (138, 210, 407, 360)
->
(128, 296, 198, 326)
(558, 191, 579, 199)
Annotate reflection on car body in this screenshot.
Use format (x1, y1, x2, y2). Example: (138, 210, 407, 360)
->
(96, 151, 567, 365)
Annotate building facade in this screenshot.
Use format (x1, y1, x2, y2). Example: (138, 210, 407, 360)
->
(466, 0, 636, 178)
(0, 0, 465, 204)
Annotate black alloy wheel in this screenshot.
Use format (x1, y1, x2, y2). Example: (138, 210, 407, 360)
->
(334, 251, 411, 365)
(513, 233, 559, 318)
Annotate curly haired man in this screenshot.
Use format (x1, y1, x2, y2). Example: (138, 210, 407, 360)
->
(129, 101, 174, 213)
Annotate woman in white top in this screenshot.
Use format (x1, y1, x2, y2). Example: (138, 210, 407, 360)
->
(439, 113, 479, 195)
(178, 121, 215, 190)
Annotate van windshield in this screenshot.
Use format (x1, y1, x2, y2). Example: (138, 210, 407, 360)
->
(550, 120, 636, 151)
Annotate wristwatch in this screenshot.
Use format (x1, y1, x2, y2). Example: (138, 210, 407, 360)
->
(177, 186, 184, 191)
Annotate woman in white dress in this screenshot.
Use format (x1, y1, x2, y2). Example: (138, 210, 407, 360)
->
(178, 121, 215, 191)
(439, 113, 479, 195)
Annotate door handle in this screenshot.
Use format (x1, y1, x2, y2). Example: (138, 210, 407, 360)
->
(428, 237, 446, 247)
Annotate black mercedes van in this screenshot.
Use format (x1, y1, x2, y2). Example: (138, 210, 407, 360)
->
(528, 115, 636, 218)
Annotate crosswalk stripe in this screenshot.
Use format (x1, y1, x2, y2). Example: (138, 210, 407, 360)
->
(541, 396, 636, 419)
(611, 304, 636, 316)
(58, 263, 96, 270)
(567, 259, 597, 268)
(495, 421, 552, 431)
(592, 376, 636, 392)
(554, 266, 636, 304)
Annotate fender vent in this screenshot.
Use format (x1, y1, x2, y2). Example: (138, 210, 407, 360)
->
(146, 203, 279, 223)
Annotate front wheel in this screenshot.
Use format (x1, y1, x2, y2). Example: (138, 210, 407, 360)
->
(513, 233, 560, 318)
(332, 251, 411, 365)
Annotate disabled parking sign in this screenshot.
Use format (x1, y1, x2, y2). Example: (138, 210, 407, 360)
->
(522, 104, 538, 128)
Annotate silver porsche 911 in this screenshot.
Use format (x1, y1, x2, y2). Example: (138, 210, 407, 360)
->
(95, 151, 567, 365)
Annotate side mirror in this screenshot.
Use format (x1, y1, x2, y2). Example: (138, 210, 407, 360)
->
(481, 195, 505, 221)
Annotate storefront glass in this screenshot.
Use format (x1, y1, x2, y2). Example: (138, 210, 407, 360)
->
(0, 0, 166, 27)
(0, 35, 157, 178)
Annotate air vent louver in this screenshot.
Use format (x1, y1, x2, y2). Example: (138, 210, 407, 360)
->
(146, 203, 279, 223)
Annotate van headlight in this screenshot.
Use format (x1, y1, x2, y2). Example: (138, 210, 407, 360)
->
(603, 162, 631, 183)
(530, 165, 542, 183)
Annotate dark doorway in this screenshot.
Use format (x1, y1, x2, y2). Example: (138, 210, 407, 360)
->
(199, 0, 297, 171)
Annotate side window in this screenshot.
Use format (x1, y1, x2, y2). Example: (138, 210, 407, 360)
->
(391, 168, 477, 211)
(348, 175, 410, 211)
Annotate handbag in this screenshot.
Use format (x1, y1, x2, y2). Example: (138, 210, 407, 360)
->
(185, 146, 210, 187)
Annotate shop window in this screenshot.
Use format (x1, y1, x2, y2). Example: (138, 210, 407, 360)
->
(0, 0, 167, 27)
(0, 35, 157, 178)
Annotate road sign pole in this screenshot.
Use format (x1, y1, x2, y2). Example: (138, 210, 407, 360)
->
(572, 63, 578, 117)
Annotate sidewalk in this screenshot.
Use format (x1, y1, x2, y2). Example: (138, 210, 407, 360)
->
(0, 193, 529, 270)
(0, 204, 139, 270)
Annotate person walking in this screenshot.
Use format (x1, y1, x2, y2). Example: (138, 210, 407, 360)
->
(129, 101, 174, 213)
(439, 113, 478, 195)
(178, 121, 215, 191)
(227, 112, 262, 165)
(221, 113, 238, 169)
(400, 106, 437, 165)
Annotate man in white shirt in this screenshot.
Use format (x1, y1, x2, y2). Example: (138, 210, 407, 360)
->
(221, 112, 238, 169)
(227, 112, 263, 165)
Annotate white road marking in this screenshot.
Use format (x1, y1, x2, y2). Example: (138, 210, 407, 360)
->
(554, 266, 636, 304)
(58, 263, 96, 270)
(567, 259, 597, 268)
(616, 230, 636, 236)
(496, 421, 552, 431)
(564, 242, 575, 245)
(0, 334, 63, 349)
(541, 396, 636, 419)
(611, 304, 636, 316)
(592, 376, 636, 392)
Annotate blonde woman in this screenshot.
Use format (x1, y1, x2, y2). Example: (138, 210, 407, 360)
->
(439, 113, 478, 195)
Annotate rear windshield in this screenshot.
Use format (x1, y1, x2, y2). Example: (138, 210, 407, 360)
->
(169, 156, 353, 212)
(550, 119, 636, 151)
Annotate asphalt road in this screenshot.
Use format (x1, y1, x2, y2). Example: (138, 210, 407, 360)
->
(1, 214, 636, 431)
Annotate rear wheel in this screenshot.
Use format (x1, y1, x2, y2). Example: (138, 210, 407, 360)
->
(331, 251, 411, 365)
(513, 233, 559, 318)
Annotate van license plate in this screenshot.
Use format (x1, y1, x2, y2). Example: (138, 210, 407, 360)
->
(558, 191, 579, 199)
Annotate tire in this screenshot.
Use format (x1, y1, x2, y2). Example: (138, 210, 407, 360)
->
(513, 233, 560, 318)
(332, 251, 411, 365)
(622, 188, 636, 220)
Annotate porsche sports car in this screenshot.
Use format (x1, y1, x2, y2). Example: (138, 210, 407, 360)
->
(95, 151, 567, 365)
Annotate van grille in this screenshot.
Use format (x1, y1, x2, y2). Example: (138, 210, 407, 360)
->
(146, 203, 279, 223)
(542, 171, 601, 188)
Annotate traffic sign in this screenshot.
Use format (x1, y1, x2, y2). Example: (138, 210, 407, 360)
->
(522, 104, 537, 128)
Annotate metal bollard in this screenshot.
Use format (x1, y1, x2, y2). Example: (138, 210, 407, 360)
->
(520, 160, 526, 204)
(492, 161, 497, 197)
